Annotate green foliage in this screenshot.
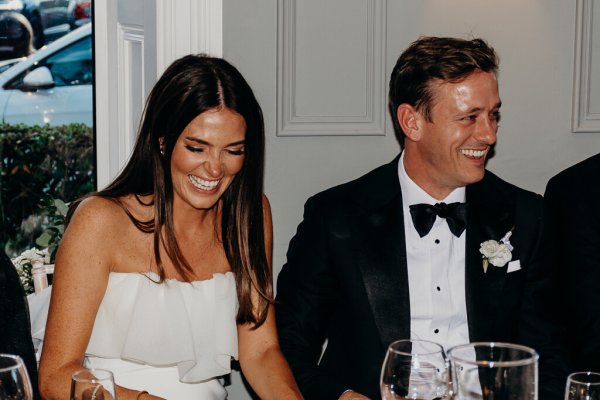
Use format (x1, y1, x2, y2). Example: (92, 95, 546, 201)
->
(0, 123, 94, 256)
(35, 198, 68, 261)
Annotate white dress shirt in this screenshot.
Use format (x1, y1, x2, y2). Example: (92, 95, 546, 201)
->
(397, 152, 471, 351)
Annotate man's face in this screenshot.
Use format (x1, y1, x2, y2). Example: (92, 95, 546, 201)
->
(405, 70, 501, 199)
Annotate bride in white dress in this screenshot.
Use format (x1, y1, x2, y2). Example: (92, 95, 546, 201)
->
(38, 55, 303, 400)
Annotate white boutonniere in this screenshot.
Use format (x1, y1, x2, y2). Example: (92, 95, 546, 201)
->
(479, 230, 514, 273)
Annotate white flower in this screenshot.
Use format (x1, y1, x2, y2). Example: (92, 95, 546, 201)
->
(11, 247, 51, 295)
(479, 230, 514, 273)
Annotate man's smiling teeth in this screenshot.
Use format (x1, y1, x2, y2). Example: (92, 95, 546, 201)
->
(460, 149, 487, 158)
(188, 175, 220, 190)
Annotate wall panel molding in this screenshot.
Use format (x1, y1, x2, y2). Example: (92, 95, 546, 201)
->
(117, 24, 145, 167)
(572, 0, 600, 132)
(277, 0, 386, 136)
(156, 0, 222, 76)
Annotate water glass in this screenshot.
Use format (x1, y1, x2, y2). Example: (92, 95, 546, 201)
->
(448, 342, 538, 399)
(565, 371, 600, 400)
(70, 368, 116, 400)
(380, 339, 448, 399)
(0, 353, 33, 400)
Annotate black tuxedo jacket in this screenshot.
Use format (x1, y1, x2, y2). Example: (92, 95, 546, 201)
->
(544, 153, 600, 373)
(276, 157, 566, 399)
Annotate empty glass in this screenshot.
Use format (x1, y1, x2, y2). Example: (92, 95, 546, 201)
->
(565, 371, 600, 400)
(0, 353, 33, 400)
(70, 368, 116, 400)
(448, 342, 538, 399)
(380, 339, 448, 399)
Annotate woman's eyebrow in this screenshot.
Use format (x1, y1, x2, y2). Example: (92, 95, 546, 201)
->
(185, 137, 246, 147)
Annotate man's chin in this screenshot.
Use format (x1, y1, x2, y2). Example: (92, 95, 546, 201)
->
(461, 169, 486, 186)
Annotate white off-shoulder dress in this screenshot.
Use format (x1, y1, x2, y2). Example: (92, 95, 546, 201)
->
(83, 271, 239, 399)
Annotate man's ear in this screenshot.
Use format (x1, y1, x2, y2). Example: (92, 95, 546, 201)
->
(397, 104, 422, 142)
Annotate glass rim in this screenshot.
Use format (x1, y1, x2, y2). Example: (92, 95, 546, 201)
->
(0, 353, 25, 373)
(387, 338, 445, 357)
(447, 341, 539, 367)
(72, 368, 114, 383)
(567, 371, 600, 385)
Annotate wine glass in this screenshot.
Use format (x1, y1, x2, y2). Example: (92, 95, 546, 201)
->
(70, 368, 116, 400)
(0, 353, 33, 400)
(448, 342, 538, 400)
(380, 339, 448, 399)
(565, 371, 600, 400)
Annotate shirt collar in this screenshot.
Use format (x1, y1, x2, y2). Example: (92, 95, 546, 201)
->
(398, 151, 466, 206)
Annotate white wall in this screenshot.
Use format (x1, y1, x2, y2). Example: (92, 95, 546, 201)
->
(224, 2, 600, 294)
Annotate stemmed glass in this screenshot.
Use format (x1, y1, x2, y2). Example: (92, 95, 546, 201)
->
(70, 368, 116, 400)
(0, 354, 33, 400)
(448, 342, 538, 399)
(565, 371, 600, 400)
(380, 339, 449, 399)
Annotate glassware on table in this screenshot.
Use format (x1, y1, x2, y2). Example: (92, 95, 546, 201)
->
(380, 339, 449, 400)
(565, 371, 600, 400)
(70, 368, 116, 400)
(0, 353, 34, 400)
(448, 342, 538, 399)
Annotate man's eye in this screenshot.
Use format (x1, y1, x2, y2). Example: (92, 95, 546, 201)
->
(491, 111, 501, 122)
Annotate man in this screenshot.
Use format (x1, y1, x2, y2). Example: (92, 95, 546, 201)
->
(275, 37, 565, 399)
(544, 153, 600, 373)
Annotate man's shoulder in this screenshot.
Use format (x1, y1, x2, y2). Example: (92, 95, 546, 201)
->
(477, 170, 542, 199)
(547, 153, 600, 190)
(309, 157, 400, 208)
(470, 170, 543, 211)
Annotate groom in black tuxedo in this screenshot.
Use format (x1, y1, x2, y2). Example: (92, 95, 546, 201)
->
(544, 153, 600, 373)
(275, 36, 566, 399)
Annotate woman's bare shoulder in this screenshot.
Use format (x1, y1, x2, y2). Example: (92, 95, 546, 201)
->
(69, 196, 127, 227)
(67, 195, 154, 240)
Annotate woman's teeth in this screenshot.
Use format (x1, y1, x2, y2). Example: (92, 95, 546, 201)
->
(188, 175, 219, 190)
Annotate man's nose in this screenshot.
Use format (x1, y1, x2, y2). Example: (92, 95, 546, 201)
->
(476, 116, 497, 144)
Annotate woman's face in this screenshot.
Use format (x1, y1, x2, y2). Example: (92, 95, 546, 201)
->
(169, 107, 246, 212)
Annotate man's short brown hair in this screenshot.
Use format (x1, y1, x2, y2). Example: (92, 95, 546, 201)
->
(389, 36, 499, 146)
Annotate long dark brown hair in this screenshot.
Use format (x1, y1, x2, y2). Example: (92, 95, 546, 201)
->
(68, 54, 271, 327)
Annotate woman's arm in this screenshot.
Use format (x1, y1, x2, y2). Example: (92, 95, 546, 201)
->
(237, 195, 303, 400)
(38, 197, 164, 400)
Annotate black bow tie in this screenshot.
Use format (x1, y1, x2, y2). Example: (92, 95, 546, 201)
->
(409, 202, 468, 238)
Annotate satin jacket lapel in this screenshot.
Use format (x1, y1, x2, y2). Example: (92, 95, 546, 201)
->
(465, 173, 515, 341)
(353, 157, 411, 346)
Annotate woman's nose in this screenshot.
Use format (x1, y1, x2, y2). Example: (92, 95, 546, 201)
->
(204, 153, 223, 177)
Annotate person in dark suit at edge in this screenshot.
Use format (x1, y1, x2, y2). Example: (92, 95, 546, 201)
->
(0, 249, 40, 399)
(544, 153, 600, 374)
(275, 36, 567, 399)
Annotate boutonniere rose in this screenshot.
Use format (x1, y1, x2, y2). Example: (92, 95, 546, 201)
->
(479, 230, 514, 273)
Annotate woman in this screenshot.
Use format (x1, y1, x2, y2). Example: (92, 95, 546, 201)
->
(39, 55, 302, 399)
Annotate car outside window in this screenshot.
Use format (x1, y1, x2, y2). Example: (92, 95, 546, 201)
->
(5, 34, 92, 89)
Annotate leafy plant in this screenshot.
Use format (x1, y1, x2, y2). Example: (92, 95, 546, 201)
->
(35, 198, 68, 262)
(0, 123, 94, 256)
